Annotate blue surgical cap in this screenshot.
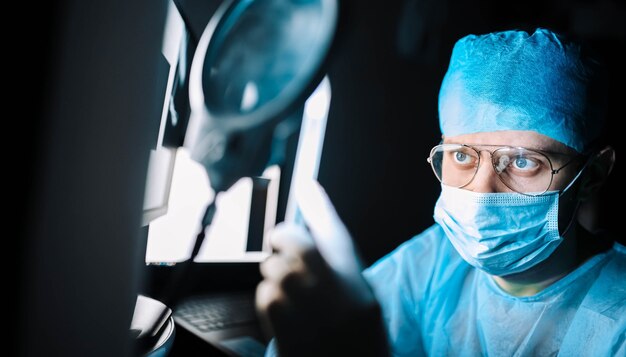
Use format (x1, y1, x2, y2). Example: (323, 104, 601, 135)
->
(438, 28, 607, 152)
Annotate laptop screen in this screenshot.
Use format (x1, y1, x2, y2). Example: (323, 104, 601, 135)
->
(145, 77, 331, 264)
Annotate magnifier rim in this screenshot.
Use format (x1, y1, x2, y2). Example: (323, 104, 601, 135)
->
(188, 0, 339, 131)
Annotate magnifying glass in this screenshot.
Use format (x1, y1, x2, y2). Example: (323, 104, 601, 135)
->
(185, 0, 339, 193)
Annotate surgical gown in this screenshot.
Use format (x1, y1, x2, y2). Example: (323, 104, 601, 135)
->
(363, 224, 626, 356)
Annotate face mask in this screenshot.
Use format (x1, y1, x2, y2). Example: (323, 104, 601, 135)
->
(433, 184, 563, 276)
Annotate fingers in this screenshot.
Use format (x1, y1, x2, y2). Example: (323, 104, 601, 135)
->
(261, 223, 325, 288)
(255, 280, 285, 315)
(255, 280, 291, 341)
(269, 222, 315, 254)
(256, 224, 327, 341)
(260, 253, 316, 289)
(259, 222, 326, 298)
(259, 253, 294, 282)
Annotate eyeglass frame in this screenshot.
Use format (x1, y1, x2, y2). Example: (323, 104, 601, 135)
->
(426, 143, 590, 196)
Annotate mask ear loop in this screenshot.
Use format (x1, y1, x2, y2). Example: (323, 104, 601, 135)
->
(557, 149, 600, 236)
(560, 198, 581, 237)
(558, 149, 597, 196)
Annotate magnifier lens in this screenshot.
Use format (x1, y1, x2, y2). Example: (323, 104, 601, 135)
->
(202, 0, 326, 117)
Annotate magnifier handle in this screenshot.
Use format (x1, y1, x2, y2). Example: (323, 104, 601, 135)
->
(291, 204, 306, 227)
(294, 180, 363, 279)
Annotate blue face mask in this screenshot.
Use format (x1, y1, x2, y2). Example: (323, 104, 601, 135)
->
(433, 184, 563, 276)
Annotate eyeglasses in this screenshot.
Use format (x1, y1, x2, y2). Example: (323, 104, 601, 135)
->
(426, 144, 584, 196)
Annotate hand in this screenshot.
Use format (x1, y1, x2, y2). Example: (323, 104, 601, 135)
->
(255, 180, 389, 357)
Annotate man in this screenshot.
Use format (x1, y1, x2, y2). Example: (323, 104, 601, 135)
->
(256, 28, 625, 356)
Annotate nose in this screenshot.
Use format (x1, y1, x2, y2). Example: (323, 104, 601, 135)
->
(464, 152, 506, 193)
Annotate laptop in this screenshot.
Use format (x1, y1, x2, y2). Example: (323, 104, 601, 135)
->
(145, 77, 331, 356)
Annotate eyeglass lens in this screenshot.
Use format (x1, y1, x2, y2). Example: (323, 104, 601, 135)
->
(429, 144, 556, 194)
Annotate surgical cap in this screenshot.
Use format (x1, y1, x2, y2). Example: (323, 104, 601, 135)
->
(438, 28, 607, 152)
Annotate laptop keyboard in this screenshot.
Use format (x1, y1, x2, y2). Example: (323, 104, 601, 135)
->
(174, 293, 257, 332)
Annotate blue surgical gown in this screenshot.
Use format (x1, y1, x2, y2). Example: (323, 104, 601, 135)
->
(363, 224, 626, 356)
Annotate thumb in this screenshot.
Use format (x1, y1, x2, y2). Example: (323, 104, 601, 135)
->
(294, 179, 364, 282)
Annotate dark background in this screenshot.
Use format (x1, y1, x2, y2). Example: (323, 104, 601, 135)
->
(14, 0, 625, 356)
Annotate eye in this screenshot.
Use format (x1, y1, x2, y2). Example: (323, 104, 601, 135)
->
(453, 151, 472, 164)
(512, 156, 539, 171)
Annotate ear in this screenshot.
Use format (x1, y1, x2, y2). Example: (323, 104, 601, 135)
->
(576, 146, 616, 202)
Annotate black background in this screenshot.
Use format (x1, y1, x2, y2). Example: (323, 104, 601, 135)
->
(14, 0, 625, 356)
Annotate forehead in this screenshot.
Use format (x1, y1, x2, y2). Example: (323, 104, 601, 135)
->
(443, 130, 576, 155)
